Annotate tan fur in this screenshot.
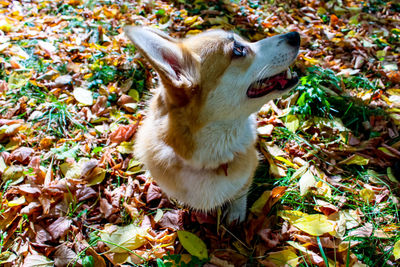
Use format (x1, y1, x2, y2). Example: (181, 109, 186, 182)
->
(124, 27, 299, 222)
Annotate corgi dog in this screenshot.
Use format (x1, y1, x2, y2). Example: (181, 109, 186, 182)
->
(124, 27, 300, 222)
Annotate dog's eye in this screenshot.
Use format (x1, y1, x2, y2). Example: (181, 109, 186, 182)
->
(233, 41, 247, 57)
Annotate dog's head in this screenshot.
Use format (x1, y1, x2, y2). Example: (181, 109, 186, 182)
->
(124, 27, 299, 122)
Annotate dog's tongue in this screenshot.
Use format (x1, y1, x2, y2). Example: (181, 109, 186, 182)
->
(271, 73, 289, 89)
(276, 75, 289, 88)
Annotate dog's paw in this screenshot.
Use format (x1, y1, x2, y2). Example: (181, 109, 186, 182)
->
(225, 196, 247, 224)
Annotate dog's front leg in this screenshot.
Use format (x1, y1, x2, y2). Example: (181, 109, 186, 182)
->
(225, 179, 253, 223)
(226, 194, 248, 223)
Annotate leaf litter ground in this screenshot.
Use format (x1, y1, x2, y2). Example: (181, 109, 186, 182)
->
(0, 0, 399, 266)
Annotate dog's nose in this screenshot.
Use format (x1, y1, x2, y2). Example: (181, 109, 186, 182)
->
(285, 31, 300, 47)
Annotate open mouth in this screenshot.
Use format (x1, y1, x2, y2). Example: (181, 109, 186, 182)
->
(247, 69, 299, 98)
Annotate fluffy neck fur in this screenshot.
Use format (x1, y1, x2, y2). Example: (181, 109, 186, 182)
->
(170, 113, 257, 170)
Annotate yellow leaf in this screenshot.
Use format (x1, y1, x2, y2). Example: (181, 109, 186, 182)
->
(290, 163, 309, 181)
(0, 19, 12, 33)
(60, 162, 81, 180)
(388, 167, 398, 183)
(128, 89, 140, 102)
(117, 141, 135, 154)
(393, 240, 400, 260)
(302, 56, 319, 64)
(73, 87, 93, 106)
(7, 196, 25, 207)
(277, 210, 307, 223)
(275, 156, 297, 168)
(2, 165, 24, 185)
(83, 73, 93, 79)
(339, 154, 369, 165)
(293, 214, 335, 236)
(266, 248, 298, 266)
(378, 147, 397, 157)
(299, 170, 316, 196)
(100, 224, 148, 253)
(186, 30, 202, 36)
(360, 188, 375, 203)
(284, 114, 299, 133)
(8, 71, 32, 90)
(184, 16, 198, 25)
(86, 167, 106, 186)
(177, 231, 208, 260)
(268, 160, 287, 177)
(250, 191, 271, 215)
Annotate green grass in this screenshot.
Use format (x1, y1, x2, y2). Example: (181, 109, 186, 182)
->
(251, 66, 400, 265)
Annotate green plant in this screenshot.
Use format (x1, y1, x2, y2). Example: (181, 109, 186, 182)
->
(291, 67, 340, 119)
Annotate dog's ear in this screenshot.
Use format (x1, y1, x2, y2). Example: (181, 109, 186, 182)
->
(124, 26, 199, 106)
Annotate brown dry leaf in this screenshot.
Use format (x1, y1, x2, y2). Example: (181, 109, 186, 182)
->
(314, 199, 339, 216)
(0, 80, 8, 92)
(287, 241, 325, 266)
(34, 224, 53, 244)
(209, 254, 235, 267)
(84, 246, 107, 267)
(258, 229, 280, 249)
(46, 217, 72, 240)
(158, 210, 184, 230)
(91, 95, 108, 116)
(146, 183, 163, 203)
(53, 243, 80, 267)
(347, 223, 373, 238)
(22, 254, 54, 267)
(9, 147, 34, 164)
(100, 198, 118, 219)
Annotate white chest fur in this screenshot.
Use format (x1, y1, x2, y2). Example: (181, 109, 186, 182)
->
(184, 114, 258, 169)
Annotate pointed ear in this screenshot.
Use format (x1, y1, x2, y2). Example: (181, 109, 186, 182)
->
(124, 26, 199, 104)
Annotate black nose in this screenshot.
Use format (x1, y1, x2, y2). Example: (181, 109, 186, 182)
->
(285, 31, 300, 47)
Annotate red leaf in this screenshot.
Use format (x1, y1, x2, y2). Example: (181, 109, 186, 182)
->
(109, 120, 139, 144)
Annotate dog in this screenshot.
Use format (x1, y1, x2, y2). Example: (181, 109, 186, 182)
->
(124, 26, 300, 222)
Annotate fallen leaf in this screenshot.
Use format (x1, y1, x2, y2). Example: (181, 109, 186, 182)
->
(10, 147, 34, 164)
(177, 230, 208, 260)
(53, 243, 80, 267)
(360, 188, 375, 203)
(109, 121, 139, 144)
(347, 223, 373, 238)
(265, 248, 299, 266)
(73, 87, 94, 106)
(339, 154, 369, 165)
(299, 170, 316, 196)
(158, 210, 184, 230)
(284, 114, 299, 133)
(100, 224, 148, 253)
(250, 191, 271, 215)
(393, 240, 400, 260)
(22, 254, 54, 267)
(47, 217, 72, 240)
(293, 214, 335, 236)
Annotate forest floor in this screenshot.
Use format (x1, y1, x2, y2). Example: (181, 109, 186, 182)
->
(0, 0, 400, 266)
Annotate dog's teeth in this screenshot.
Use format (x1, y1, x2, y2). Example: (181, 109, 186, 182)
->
(254, 83, 262, 89)
(286, 69, 292, 79)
